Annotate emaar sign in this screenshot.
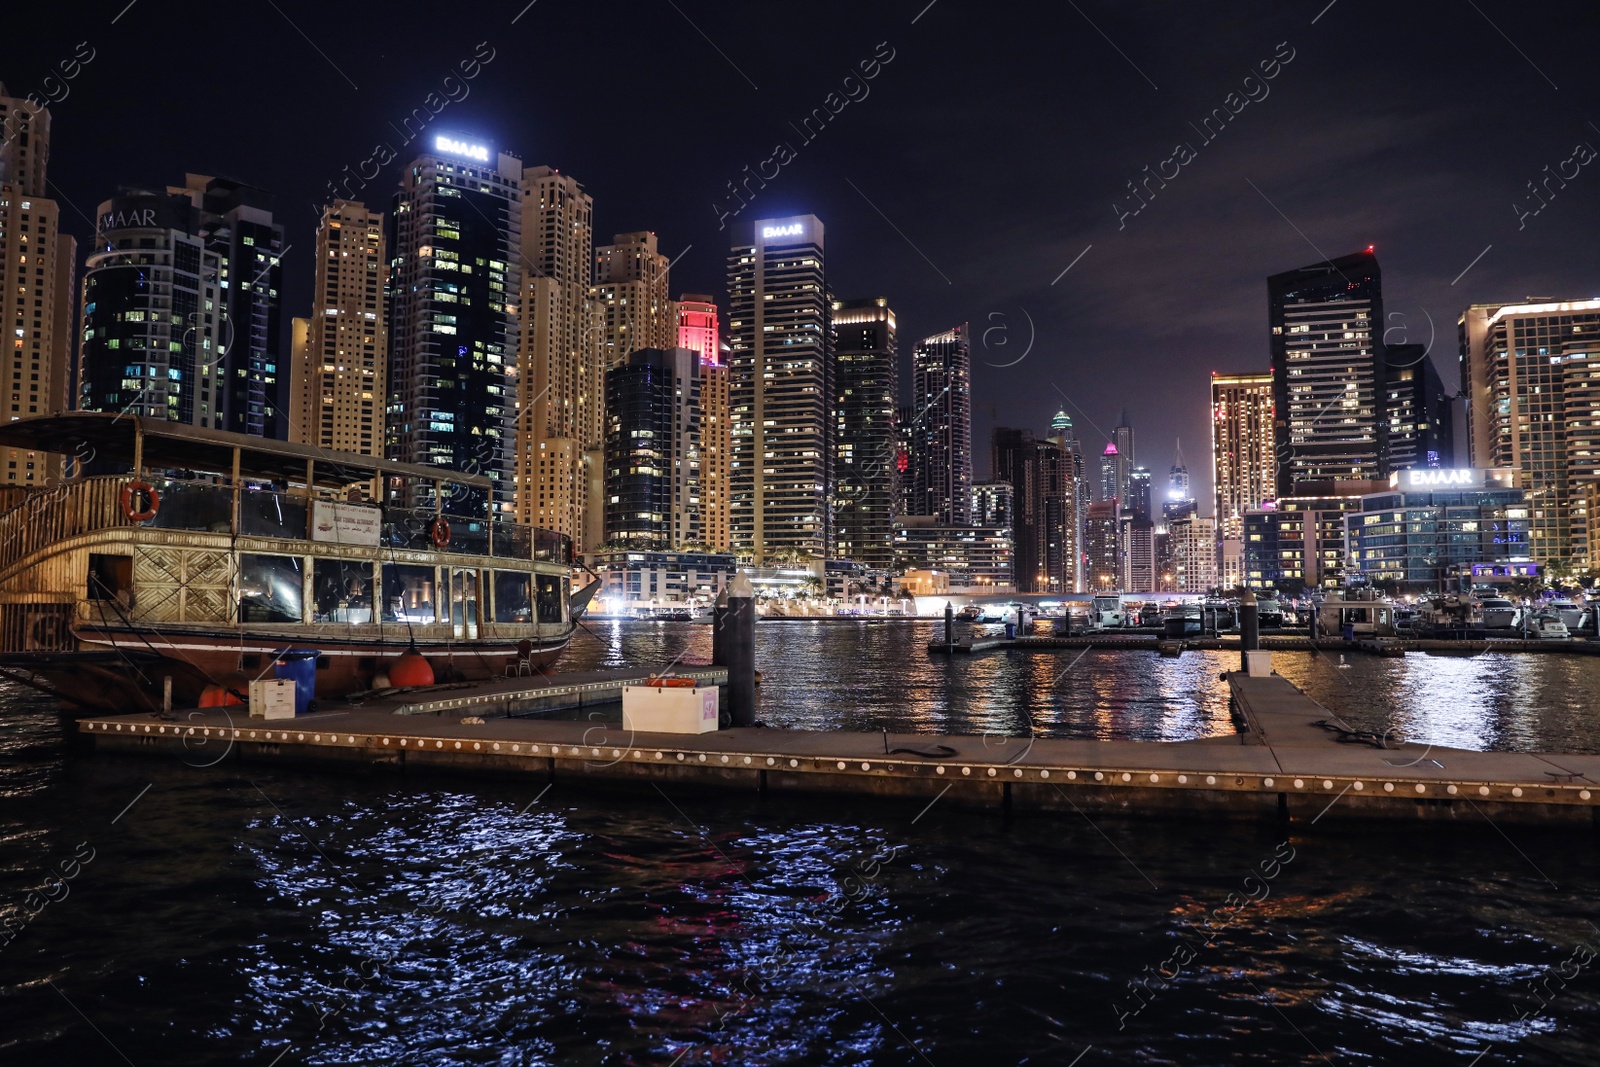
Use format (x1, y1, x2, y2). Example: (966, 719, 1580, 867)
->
(434, 134, 490, 162)
(1390, 468, 1486, 489)
(761, 221, 806, 240)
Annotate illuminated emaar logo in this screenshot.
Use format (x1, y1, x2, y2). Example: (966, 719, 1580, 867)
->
(762, 222, 805, 239)
(1391, 468, 1484, 489)
(434, 135, 490, 163)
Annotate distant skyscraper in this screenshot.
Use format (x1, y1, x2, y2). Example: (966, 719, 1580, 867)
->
(603, 347, 701, 548)
(1099, 441, 1120, 501)
(1383, 346, 1453, 472)
(910, 324, 972, 525)
(728, 215, 831, 562)
(1211, 371, 1277, 540)
(1165, 441, 1196, 521)
(993, 427, 1045, 591)
(80, 191, 223, 429)
(0, 87, 74, 484)
(386, 135, 522, 512)
(1046, 410, 1085, 592)
(1461, 298, 1600, 571)
(1039, 438, 1073, 592)
(1129, 466, 1152, 520)
(516, 164, 595, 543)
(678, 295, 729, 550)
(833, 297, 898, 569)
(593, 231, 673, 369)
(289, 200, 386, 455)
(1269, 249, 1384, 495)
(179, 175, 286, 439)
(1121, 511, 1155, 591)
(1085, 500, 1120, 591)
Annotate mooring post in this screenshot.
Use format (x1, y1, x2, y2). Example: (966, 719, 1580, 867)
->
(944, 601, 954, 651)
(727, 571, 757, 727)
(1239, 590, 1259, 670)
(711, 585, 730, 667)
(162, 675, 172, 714)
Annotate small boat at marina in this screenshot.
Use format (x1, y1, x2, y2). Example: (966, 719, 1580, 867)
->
(1256, 593, 1285, 628)
(1163, 601, 1202, 638)
(1547, 598, 1584, 629)
(0, 413, 590, 715)
(1089, 594, 1124, 629)
(1523, 612, 1572, 641)
(1477, 596, 1520, 630)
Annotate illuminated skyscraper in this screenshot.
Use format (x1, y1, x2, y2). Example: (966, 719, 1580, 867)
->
(834, 297, 898, 568)
(1211, 371, 1276, 540)
(910, 324, 972, 525)
(516, 164, 595, 543)
(678, 295, 730, 550)
(593, 231, 673, 369)
(0, 87, 75, 484)
(80, 191, 223, 429)
(386, 134, 522, 512)
(727, 215, 831, 563)
(1383, 346, 1452, 473)
(1461, 297, 1600, 571)
(603, 347, 702, 548)
(289, 200, 386, 454)
(1269, 249, 1384, 495)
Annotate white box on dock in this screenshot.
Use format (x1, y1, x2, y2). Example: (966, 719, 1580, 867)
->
(249, 678, 297, 719)
(1244, 650, 1273, 678)
(622, 683, 719, 734)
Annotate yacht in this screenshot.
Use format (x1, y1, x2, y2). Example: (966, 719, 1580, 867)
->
(1256, 593, 1285, 628)
(1477, 596, 1520, 629)
(1089, 594, 1124, 629)
(0, 414, 589, 715)
(1523, 612, 1572, 641)
(1547, 597, 1584, 629)
(1163, 601, 1203, 638)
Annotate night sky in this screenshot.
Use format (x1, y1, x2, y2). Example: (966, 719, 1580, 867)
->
(7, 0, 1599, 505)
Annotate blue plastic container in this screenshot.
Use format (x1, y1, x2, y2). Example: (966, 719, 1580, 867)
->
(273, 649, 320, 715)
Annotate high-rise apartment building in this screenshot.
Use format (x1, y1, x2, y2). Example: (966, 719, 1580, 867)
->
(386, 135, 521, 513)
(678, 295, 730, 550)
(1111, 409, 1135, 503)
(288, 200, 386, 454)
(1169, 513, 1218, 591)
(971, 480, 1014, 531)
(602, 347, 702, 548)
(593, 231, 673, 369)
(1460, 298, 1600, 571)
(1269, 249, 1384, 495)
(0, 87, 74, 484)
(1085, 500, 1121, 591)
(1129, 466, 1152, 520)
(516, 164, 596, 543)
(727, 215, 831, 562)
(1048, 409, 1087, 592)
(80, 191, 224, 428)
(992, 426, 1073, 592)
(833, 297, 898, 569)
(1383, 346, 1452, 473)
(910, 324, 972, 525)
(178, 175, 286, 438)
(1211, 371, 1276, 540)
(1120, 511, 1155, 591)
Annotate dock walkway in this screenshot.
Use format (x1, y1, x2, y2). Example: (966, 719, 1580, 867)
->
(75, 664, 1600, 826)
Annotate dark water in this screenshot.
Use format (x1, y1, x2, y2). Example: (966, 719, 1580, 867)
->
(3, 620, 1599, 1065)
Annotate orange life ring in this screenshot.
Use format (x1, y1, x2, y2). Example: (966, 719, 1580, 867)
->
(120, 480, 159, 522)
(429, 517, 451, 549)
(647, 676, 697, 688)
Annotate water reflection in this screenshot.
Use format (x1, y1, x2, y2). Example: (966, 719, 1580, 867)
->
(567, 621, 1600, 753)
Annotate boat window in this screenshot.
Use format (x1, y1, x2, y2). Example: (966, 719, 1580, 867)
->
(238, 554, 304, 623)
(382, 564, 437, 624)
(240, 490, 309, 540)
(86, 553, 133, 603)
(536, 574, 564, 623)
(493, 571, 532, 623)
(148, 483, 232, 533)
(313, 560, 375, 624)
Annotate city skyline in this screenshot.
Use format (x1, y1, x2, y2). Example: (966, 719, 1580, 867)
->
(10, 3, 1597, 506)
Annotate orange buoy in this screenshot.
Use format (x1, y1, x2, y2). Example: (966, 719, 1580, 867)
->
(199, 673, 247, 707)
(390, 648, 435, 688)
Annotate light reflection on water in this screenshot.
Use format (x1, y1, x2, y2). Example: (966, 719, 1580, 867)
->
(2, 623, 1600, 1064)
(569, 620, 1600, 753)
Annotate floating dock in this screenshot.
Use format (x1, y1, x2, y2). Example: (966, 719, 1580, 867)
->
(74, 662, 1600, 826)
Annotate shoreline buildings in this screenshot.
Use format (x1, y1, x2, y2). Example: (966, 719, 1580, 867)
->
(833, 297, 898, 569)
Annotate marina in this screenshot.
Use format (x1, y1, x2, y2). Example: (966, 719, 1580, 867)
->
(71, 654, 1600, 826)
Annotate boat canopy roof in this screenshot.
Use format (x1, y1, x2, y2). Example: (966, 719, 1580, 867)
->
(0, 412, 492, 490)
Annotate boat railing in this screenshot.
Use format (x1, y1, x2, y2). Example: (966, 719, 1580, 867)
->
(0, 475, 573, 577)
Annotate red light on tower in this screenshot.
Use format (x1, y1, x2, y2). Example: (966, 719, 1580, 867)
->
(1366, 244, 1375, 253)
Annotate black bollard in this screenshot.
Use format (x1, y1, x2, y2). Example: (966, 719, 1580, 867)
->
(944, 601, 954, 650)
(727, 571, 757, 727)
(1239, 590, 1260, 671)
(711, 586, 729, 667)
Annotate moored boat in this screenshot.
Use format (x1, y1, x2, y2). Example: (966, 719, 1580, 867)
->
(0, 414, 591, 715)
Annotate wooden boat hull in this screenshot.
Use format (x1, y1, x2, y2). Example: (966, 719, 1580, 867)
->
(0, 624, 576, 715)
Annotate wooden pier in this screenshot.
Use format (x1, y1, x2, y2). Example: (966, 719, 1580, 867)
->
(74, 662, 1600, 826)
(927, 632, 1600, 656)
